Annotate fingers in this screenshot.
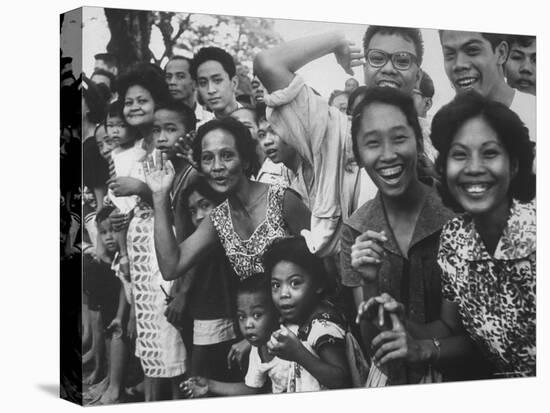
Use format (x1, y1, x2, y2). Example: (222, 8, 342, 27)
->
(373, 337, 405, 363)
(355, 230, 388, 244)
(155, 149, 162, 171)
(226, 347, 236, 369)
(164, 159, 176, 176)
(371, 330, 401, 352)
(389, 312, 404, 331)
(377, 348, 408, 366)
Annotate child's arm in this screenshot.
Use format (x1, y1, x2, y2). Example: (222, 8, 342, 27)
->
(106, 283, 129, 336)
(181, 377, 259, 398)
(268, 327, 350, 389)
(108, 177, 153, 205)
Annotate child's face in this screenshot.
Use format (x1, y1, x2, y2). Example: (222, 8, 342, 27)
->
(257, 120, 295, 165)
(152, 109, 188, 160)
(237, 291, 277, 346)
(271, 260, 320, 324)
(505, 40, 536, 95)
(187, 190, 215, 228)
(98, 219, 117, 253)
(106, 114, 131, 147)
(95, 127, 116, 159)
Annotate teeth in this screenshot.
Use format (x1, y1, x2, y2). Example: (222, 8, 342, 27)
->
(378, 80, 399, 88)
(464, 184, 489, 193)
(456, 78, 476, 87)
(379, 166, 403, 177)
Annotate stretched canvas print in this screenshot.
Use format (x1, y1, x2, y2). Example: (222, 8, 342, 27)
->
(60, 5, 537, 406)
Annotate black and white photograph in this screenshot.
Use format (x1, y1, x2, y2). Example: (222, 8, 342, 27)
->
(57, 2, 540, 407)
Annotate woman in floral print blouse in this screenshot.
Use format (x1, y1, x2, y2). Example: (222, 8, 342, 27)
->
(358, 92, 536, 378)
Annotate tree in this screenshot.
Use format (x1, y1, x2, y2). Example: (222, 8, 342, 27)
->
(103, 8, 282, 73)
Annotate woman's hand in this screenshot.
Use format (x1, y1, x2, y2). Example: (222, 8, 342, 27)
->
(371, 312, 431, 366)
(334, 39, 365, 76)
(266, 325, 305, 362)
(351, 230, 388, 283)
(108, 176, 144, 197)
(227, 338, 251, 371)
(356, 293, 404, 328)
(110, 210, 131, 233)
(174, 134, 197, 168)
(106, 317, 124, 338)
(180, 376, 209, 398)
(143, 151, 175, 196)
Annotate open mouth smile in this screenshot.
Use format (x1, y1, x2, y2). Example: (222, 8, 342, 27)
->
(377, 79, 401, 88)
(455, 77, 478, 90)
(377, 165, 404, 184)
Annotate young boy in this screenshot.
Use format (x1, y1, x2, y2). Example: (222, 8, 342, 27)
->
(83, 206, 130, 405)
(181, 274, 287, 397)
(505, 35, 536, 96)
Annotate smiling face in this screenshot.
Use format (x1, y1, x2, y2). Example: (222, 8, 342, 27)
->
(355, 102, 419, 199)
(257, 120, 295, 165)
(446, 116, 515, 219)
(123, 85, 155, 127)
(237, 290, 277, 346)
(505, 40, 536, 95)
(196, 60, 237, 117)
(271, 260, 320, 324)
(98, 219, 117, 253)
(440, 31, 508, 100)
(364, 33, 421, 94)
(95, 127, 117, 159)
(152, 109, 188, 160)
(200, 128, 247, 194)
(165, 58, 195, 102)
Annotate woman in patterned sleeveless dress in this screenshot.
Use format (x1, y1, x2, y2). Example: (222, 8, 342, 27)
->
(147, 117, 311, 282)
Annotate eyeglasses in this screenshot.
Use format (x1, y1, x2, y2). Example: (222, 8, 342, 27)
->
(366, 49, 418, 71)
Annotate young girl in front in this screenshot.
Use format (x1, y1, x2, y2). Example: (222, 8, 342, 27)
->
(264, 236, 351, 391)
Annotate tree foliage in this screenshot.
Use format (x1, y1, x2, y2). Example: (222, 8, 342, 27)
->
(103, 8, 282, 72)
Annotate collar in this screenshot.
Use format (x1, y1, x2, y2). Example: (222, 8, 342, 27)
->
(455, 199, 536, 261)
(346, 186, 454, 257)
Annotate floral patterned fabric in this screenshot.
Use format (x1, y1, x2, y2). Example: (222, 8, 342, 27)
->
(438, 199, 536, 377)
(209, 184, 290, 281)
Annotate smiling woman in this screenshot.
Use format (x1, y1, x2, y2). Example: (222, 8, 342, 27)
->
(341, 86, 455, 383)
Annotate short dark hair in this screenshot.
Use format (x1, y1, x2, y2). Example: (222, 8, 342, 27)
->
(165, 55, 193, 70)
(431, 91, 535, 209)
(94, 52, 118, 68)
(481, 32, 508, 51)
(117, 63, 172, 107)
(230, 104, 259, 124)
(237, 273, 272, 298)
(507, 34, 536, 48)
(190, 47, 236, 81)
(193, 117, 260, 178)
(91, 68, 116, 92)
(180, 175, 226, 212)
(418, 71, 434, 98)
(363, 25, 424, 66)
(96, 205, 116, 225)
(105, 99, 124, 121)
(154, 99, 197, 133)
(263, 237, 328, 291)
(351, 87, 437, 185)
(347, 85, 368, 116)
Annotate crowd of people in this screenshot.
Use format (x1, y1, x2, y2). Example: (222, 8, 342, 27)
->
(59, 23, 536, 405)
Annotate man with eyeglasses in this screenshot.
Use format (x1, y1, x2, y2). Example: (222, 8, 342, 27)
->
(254, 27, 426, 258)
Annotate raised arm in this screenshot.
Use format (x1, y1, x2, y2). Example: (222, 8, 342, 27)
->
(152, 191, 217, 280)
(254, 31, 363, 93)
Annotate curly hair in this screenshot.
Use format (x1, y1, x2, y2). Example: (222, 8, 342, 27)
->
(430, 91, 535, 209)
(363, 25, 424, 66)
(193, 117, 260, 178)
(116, 63, 172, 107)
